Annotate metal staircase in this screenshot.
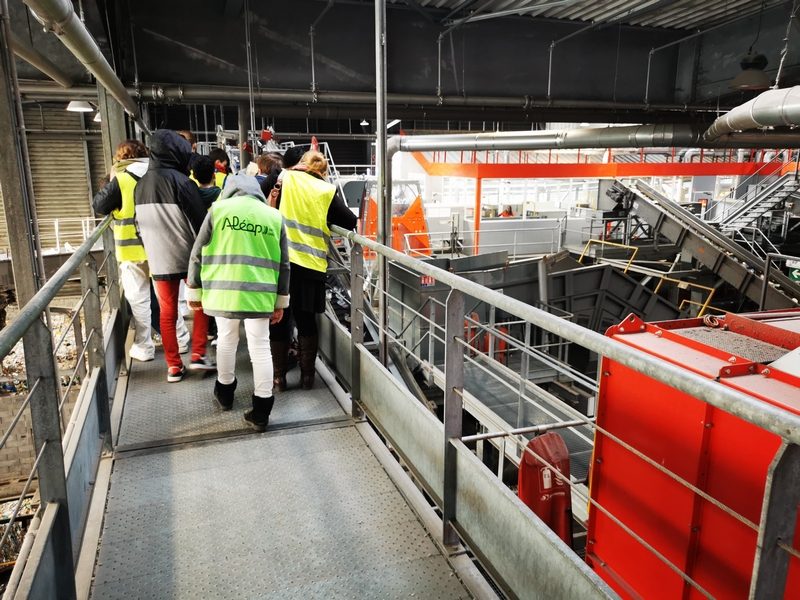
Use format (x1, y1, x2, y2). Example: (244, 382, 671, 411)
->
(719, 174, 799, 233)
(624, 180, 800, 309)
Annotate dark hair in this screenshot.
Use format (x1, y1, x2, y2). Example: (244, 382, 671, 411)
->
(114, 139, 148, 162)
(193, 156, 215, 185)
(208, 148, 230, 170)
(282, 146, 305, 168)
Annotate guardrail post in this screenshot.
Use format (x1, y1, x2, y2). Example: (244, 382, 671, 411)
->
(23, 318, 76, 598)
(750, 442, 800, 599)
(350, 242, 364, 420)
(101, 227, 121, 312)
(80, 254, 112, 452)
(443, 288, 465, 546)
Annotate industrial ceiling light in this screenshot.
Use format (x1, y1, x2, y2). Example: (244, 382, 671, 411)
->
(66, 100, 93, 112)
(731, 1, 771, 91)
(730, 53, 771, 90)
(93, 111, 101, 123)
(359, 118, 369, 127)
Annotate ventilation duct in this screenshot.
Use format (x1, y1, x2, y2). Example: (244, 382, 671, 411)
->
(704, 86, 800, 141)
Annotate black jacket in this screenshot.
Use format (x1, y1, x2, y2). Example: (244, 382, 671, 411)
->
(134, 130, 207, 279)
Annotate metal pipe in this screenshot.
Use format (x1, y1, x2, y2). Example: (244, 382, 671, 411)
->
(462, 418, 589, 443)
(21, 0, 148, 132)
(0, 215, 111, 360)
(704, 86, 800, 141)
(332, 223, 800, 446)
(375, 0, 389, 365)
(9, 31, 73, 87)
(16, 81, 726, 114)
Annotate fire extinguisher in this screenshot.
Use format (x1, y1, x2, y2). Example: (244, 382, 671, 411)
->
(517, 431, 573, 547)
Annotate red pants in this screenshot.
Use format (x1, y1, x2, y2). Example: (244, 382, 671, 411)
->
(153, 279, 209, 369)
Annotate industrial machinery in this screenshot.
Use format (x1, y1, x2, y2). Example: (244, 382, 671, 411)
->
(587, 310, 800, 598)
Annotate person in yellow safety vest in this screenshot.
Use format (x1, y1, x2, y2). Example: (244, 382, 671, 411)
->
(209, 148, 231, 190)
(268, 149, 357, 391)
(186, 174, 290, 431)
(92, 140, 190, 361)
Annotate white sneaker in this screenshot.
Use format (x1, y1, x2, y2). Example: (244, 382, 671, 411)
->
(129, 344, 155, 362)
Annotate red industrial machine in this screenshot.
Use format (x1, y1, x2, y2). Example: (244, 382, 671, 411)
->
(517, 431, 573, 546)
(586, 310, 800, 599)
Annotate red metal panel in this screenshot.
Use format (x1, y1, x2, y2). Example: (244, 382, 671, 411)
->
(586, 314, 800, 599)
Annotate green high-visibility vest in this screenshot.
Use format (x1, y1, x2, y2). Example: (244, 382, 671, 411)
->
(112, 171, 147, 263)
(201, 195, 283, 314)
(279, 170, 334, 273)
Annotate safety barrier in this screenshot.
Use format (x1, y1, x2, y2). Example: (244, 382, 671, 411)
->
(0, 216, 127, 599)
(329, 223, 800, 599)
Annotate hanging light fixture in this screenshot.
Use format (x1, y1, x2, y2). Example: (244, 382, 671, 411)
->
(66, 100, 94, 112)
(93, 112, 101, 123)
(730, 1, 771, 91)
(359, 118, 369, 127)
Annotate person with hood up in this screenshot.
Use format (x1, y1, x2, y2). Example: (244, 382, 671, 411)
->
(134, 129, 214, 382)
(186, 174, 290, 431)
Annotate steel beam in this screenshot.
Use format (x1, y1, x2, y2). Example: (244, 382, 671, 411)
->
(0, 0, 43, 305)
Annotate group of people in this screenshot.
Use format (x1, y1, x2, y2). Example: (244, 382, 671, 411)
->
(93, 129, 356, 431)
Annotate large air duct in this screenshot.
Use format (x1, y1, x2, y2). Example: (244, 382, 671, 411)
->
(9, 31, 73, 88)
(704, 85, 800, 141)
(21, 0, 148, 132)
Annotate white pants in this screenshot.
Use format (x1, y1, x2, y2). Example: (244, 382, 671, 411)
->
(119, 261, 154, 361)
(216, 317, 273, 398)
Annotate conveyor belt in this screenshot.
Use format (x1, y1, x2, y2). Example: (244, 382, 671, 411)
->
(463, 361, 594, 482)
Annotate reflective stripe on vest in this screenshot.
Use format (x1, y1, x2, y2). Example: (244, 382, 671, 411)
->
(112, 172, 147, 263)
(200, 195, 283, 314)
(279, 170, 334, 272)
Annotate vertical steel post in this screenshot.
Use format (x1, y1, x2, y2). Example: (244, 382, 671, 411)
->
(350, 242, 364, 420)
(97, 84, 128, 174)
(375, 0, 389, 365)
(101, 227, 121, 312)
(80, 254, 112, 451)
(750, 442, 800, 599)
(443, 289, 465, 546)
(760, 255, 772, 311)
(22, 318, 76, 598)
(474, 177, 482, 255)
(0, 0, 43, 305)
(238, 102, 251, 170)
(517, 322, 531, 428)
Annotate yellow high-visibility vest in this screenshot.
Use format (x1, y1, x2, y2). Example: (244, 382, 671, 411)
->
(279, 170, 334, 272)
(112, 172, 147, 263)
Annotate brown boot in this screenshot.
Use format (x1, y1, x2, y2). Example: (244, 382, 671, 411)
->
(298, 335, 318, 390)
(271, 340, 290, 392)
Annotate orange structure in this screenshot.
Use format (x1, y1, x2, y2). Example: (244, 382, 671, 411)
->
(359, 195, 432, 257)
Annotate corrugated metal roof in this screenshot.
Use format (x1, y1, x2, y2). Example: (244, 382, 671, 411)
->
(392, 0, 786, 30)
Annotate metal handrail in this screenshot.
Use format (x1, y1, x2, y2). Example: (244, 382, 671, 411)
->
(0, 216, 112, 360)
(332, 224, 800, 445)
(704, 152, 789, 220)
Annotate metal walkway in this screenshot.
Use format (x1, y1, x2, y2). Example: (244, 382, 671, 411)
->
(91, 346, 471, 599)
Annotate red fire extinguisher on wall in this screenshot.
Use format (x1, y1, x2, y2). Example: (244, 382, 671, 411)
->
(517, 432, 573, 547)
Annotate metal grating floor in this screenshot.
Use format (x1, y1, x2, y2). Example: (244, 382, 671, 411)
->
(92, 427, 470, 599)
(117, 346, 345, 449)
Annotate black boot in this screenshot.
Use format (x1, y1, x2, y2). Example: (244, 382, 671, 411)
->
(244, 394, 275, 432)
(270, 340, 290, 392)
(298, 335, 318, 390)
(213, 378, 237, 411)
